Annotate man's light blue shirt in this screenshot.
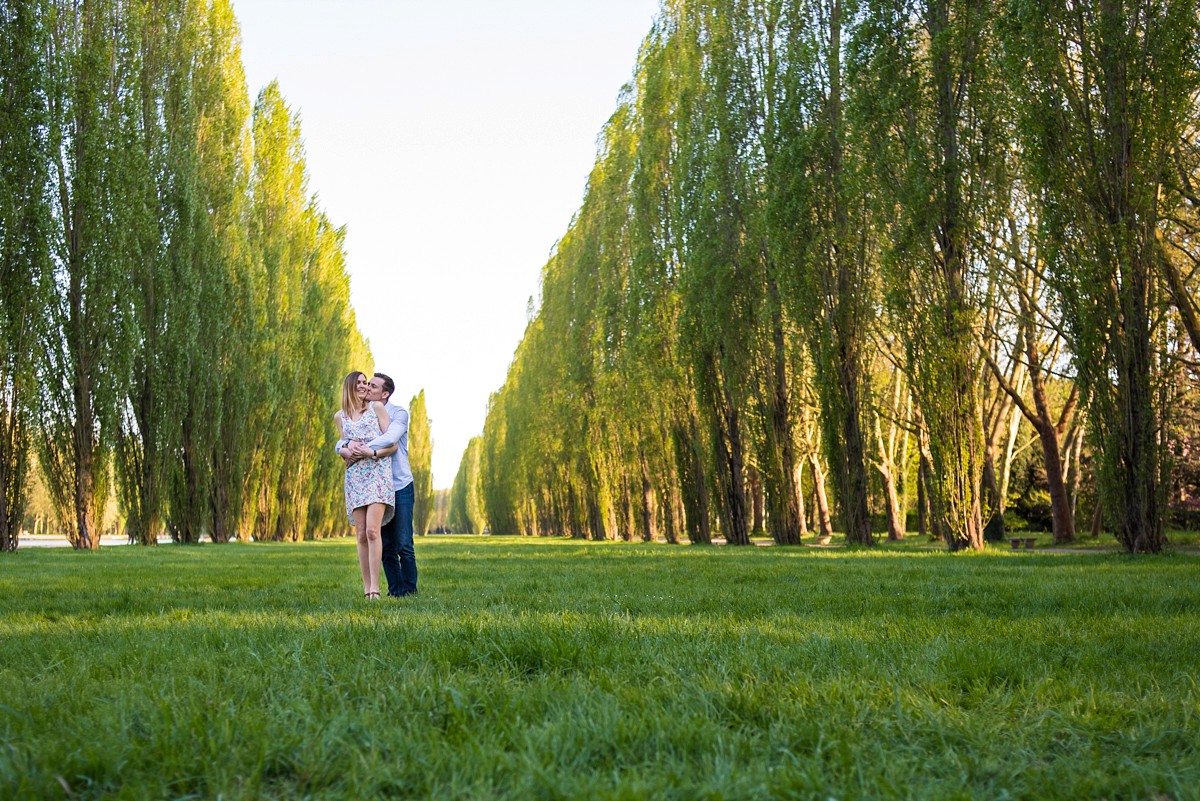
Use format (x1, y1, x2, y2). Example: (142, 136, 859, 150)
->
(368, 401, 413, 491)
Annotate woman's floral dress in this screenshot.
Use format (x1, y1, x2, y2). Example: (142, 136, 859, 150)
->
(342, 404, 394, 526)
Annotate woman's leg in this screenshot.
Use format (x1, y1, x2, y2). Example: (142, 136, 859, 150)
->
(365, 503, 385, 596)
(352, 506, 371, 594)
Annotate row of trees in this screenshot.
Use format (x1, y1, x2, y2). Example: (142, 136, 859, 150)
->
(449, 436, 486, 535)
(451, 0, 1200, 552)
(0, 0, 372, 549)
(409, 389, 437, 538)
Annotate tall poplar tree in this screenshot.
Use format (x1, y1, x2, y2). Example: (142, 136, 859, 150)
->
(409, 390, 434, 537)
(773, 0, 875, 545)
(172, 0, 252, 543)
(633, 14, 712, 544)
(673, 0, 758, 545)
(40, 0, 140, 549)
(114, 0, 201, 545)
(449, 436, 485, 534)
(245, 81, 312, 540)
(0, 0, 55, 551)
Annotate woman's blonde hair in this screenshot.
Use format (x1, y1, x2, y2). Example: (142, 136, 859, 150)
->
(341, 371, 367, 419)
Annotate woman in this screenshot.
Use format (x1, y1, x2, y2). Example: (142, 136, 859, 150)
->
(335, 371, 397, 599)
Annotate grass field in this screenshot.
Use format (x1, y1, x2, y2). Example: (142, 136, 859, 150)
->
(1, 537, 1198, 800)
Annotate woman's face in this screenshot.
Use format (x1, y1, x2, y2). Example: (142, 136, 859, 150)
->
(355, 374, 369, 399)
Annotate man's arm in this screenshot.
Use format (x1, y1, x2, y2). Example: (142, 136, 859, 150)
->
(335, 414, 360, 466)
(367, 407, 407, 450)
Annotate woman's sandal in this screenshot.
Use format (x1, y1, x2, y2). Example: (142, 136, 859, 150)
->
(364, 591, 380, 600)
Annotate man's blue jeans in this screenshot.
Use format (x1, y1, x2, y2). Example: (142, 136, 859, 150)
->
(381, 482, 417, 596)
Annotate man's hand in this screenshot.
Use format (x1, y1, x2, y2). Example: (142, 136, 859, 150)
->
(339, 447, 362, 467)
(350, 442, 374, 458)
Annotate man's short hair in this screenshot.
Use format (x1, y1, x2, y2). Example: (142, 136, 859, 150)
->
(373, 372, 395, 400)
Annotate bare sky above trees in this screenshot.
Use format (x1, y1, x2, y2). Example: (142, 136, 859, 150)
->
(235, 0, 661, 486)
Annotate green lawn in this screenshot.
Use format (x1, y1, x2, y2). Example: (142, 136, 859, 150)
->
(1, 538, 1198, 800)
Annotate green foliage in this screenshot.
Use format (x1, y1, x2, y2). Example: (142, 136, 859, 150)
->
(1000, 0, 1200, 552)
(1, 540, 1198, 798)
(172, 0, 251, 544)
(0, 0, 56, 551)
(112, 0, 200, 546)
(449, 436, 486, 534)
(475, 0, 1199, 552)
(472, 0, 1195, 553)
(1, 1, 368, 547)
(410, 390, 434, 536)
(38, 0, 142, 548)
(851, 0, 1009, 550)
(771, 0, 875, 545)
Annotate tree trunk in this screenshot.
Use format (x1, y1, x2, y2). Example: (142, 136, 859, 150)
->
(747, 463, 763, 534)
(0, 408, 28, 552)
(999, 388, 1023, 504)
(925, 0, 986, 552)
(916, 452, 929, 539)
(835, 355, 873, 544)
(872, 381, 906, 541)
(981, 454, 1005, 543)
(762, 279, 804, 547)
(1157, 235, 1200, 357)
(662, 470, 680, 545)
(918, 450, 944, 541)
(1064, 425, 1083, 519)
(674, 414, 711, 544)
(1036, 418, 1076, 545)
(638, 446, 656, 543)
(809, 453, 834, 539)
(829, 1, 872, 547)
(620, 473, 635, 542)
(1114, 277, 1161, 552)
(794, 461, 809, 537)
(178, 414, 204, 543)
(710, 373, 750, 545)
(722, 403, 751, 545)
(981, 389, 1014, 543)
(980, 327, 1021, 544)
(586, 473, 607, 542)
(877, 462, 905, 541)
(69, 257, 101, 550)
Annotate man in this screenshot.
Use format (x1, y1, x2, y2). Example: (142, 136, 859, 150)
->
(338, 373, 417, 596)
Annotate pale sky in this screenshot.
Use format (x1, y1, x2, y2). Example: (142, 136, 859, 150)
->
(235, 0, 662, 487)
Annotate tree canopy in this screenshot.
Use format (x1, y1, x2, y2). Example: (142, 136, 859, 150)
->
(468, 0, 1200, 553)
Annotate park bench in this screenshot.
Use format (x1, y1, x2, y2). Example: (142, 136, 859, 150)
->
(1009, 537, 1038, 550)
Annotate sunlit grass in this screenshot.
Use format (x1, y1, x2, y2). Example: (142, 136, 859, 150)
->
(2, 537, 1198, 799)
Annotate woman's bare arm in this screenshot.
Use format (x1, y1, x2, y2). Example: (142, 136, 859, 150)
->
(373, 402, 390, 433)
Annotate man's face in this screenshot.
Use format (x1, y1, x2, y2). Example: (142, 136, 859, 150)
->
(367, 377, 386, 403)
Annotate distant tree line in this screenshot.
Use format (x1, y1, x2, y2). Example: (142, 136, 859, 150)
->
(450, 0, 1200, 553)
(0, 0, 371, 549)
(408, 388, 436, 537)
(449, 436, 487, 535)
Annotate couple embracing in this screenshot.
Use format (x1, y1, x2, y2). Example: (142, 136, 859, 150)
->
(334, 371, 417, 599)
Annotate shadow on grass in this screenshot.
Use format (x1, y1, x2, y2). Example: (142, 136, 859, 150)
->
(2, 539, 1199, 800)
